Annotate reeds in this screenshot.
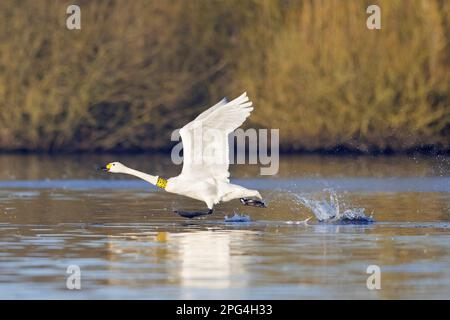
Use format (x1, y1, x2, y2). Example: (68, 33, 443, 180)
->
(0, 0, 448, 152)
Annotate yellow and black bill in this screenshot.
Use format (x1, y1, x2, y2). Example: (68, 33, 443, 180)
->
(100, 163, 112, 172)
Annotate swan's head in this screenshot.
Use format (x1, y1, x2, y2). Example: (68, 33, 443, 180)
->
(101, 162, 127, 173)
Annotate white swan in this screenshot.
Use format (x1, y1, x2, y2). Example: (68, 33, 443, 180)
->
(102, 92, 266, 218)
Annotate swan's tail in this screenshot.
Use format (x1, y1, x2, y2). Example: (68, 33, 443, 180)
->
(218, 182, 261, 202)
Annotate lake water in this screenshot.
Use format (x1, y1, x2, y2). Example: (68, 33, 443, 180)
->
(0, 154, 449, 299)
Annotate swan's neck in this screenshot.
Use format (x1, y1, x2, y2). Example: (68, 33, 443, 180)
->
(121, 167, 158, 185)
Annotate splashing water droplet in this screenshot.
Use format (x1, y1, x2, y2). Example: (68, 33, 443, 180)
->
(224, 213, 251, 223)
(293, 189, 374, 224)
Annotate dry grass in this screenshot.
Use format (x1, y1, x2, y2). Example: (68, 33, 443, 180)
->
(0, 0, 448, 152)
(234, 0, 450, 152)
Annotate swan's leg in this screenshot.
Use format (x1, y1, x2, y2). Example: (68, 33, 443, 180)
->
(240, 198, 267, 208)
(174, 208, 214, 219)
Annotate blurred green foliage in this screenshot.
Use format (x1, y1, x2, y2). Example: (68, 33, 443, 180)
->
(0, 0, 448, 153)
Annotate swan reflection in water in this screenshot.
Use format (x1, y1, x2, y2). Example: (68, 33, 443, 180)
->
(161, 229, 259, 290)
(103, 228, 259, 292)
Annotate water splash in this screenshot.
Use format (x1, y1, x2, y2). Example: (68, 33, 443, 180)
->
(286, 217, 311, 225)
(294, 190, 373, 224)
(224, 213, 251, 223)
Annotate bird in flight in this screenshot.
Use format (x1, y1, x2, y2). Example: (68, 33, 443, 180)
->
(102, 92, 267, 218)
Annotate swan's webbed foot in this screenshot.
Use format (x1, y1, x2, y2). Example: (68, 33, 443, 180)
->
(174, 209, 213, 219)
(240, 198, 267, 208)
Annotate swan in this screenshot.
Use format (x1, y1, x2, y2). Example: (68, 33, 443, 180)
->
(101, 92, 267, 218)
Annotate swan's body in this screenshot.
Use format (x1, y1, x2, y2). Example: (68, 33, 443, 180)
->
(103, 92, 265, 215)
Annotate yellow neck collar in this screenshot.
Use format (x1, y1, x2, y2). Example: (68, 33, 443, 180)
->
(156, 177, 167, 189)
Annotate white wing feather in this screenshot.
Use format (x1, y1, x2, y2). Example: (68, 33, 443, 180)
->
(179, 92, 253, 182)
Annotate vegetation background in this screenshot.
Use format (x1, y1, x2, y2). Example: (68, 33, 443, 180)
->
(0, 0, 448, 153)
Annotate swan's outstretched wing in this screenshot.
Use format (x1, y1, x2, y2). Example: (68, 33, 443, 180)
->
(179, 92, 253, 181)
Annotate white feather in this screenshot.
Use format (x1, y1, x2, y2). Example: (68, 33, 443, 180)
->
(166, 92, 260, 208)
